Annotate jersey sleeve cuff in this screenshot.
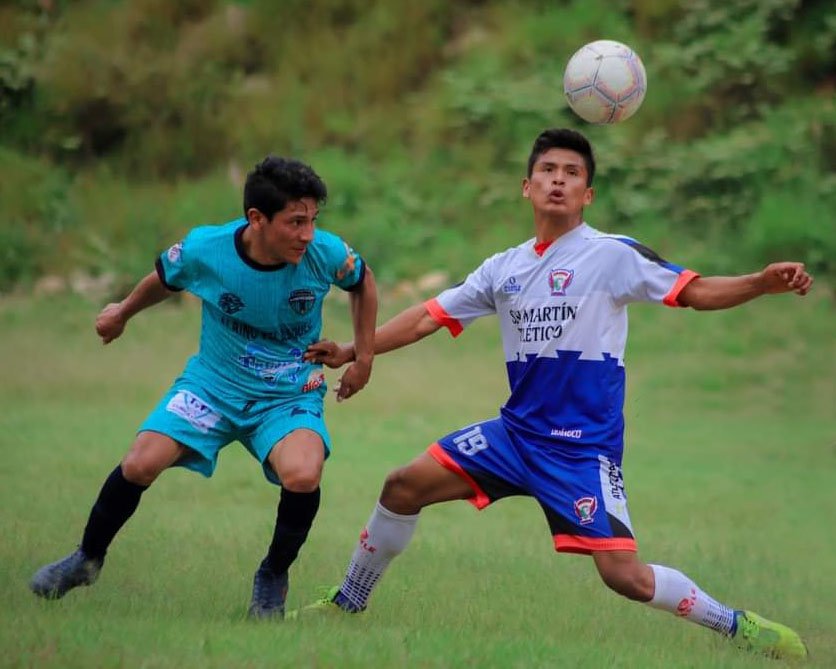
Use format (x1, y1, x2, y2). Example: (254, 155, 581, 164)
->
(155, 257, 184, 292)
(424, 298, 463, 337)
(663, 269, 699, 307)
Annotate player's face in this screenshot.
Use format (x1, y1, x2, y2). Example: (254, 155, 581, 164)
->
(254, 198, 318, 265)
(522, 148, 593, 217)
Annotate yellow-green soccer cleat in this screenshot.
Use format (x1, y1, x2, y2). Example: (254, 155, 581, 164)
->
(285, 586, 361, 620)
(733, 610, 808, 660)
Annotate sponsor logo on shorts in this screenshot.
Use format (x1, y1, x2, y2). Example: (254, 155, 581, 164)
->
(219, 292, 245, 315)
(598, 455, 633, 533)
(288, 289, 316, 315)
(573, 495, 598, 525)
(549, 268, 574, 296)
(501, 276, 522, 294)
(550, 427, 583, 439)
(166, 390, 221, 434)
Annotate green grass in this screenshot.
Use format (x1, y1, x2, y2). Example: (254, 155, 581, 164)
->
(1, 292, 834, 668)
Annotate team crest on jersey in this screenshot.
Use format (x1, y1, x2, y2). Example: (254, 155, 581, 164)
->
(219, 292, 244, 315)
(288, 289, 316, 315)
(573, 495, 598, 525)
(549, 268, 574, 296)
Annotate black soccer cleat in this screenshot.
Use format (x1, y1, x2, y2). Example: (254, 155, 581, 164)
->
(30, 548, 103, 600)
(247, 560, 289, 620)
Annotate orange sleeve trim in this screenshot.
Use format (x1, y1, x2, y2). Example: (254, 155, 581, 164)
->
(553, 534, 638, 555)
(427, 443, 490, 509)
(663, 269, 700, 307)
(424, 298, 464, 338)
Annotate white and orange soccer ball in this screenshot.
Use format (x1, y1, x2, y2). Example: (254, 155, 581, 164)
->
(563, 40, 647, 124)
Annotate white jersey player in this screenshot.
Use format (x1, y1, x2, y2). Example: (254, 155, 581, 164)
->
(301, 129, 812, 660)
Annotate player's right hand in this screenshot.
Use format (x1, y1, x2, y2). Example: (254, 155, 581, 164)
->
(96, 302, 127, 344)
(305, 340, 353, 368)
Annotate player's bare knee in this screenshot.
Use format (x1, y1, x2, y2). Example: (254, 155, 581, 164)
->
(280, 468, 322, 493)
(380, 468, 422, 513)
(120, 453, 164, 486)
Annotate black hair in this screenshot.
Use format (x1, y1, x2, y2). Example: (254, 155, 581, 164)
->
(526, 128, 595, 185)
(243, 156, 328, 219)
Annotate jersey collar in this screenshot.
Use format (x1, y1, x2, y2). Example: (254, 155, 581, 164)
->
(235, 223, 288, 271)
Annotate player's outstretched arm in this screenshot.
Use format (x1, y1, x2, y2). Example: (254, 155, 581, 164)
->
(334, 266, 378, 402)
(678, 262, 813, 311)
(95, 271, 175, 344)
(305, 302, 442, 369)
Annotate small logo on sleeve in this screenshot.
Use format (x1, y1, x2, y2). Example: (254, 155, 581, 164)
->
(501, 276, 522, 294)
(167, 242, 183, 263)
(549, 268, 574, 296)
(336, 242, 357, 281)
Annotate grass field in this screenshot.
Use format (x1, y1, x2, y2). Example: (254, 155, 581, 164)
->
(1, 291, 834, 668)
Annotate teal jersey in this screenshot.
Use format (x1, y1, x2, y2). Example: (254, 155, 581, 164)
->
(156, 218, 365, 400)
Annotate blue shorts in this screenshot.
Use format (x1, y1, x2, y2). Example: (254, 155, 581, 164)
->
(139, 375, 330, 486)
(430, 417, 637, 554)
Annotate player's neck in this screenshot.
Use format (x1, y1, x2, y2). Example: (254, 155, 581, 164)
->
(532, 212, 584, 244)
(240, 224, 287, 267)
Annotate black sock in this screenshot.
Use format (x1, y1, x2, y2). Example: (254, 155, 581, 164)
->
(80, 465, 148, 561)
(263, 487, 321, 575)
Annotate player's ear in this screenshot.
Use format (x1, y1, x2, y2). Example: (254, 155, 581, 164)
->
(246, 207, 268, 228)
(522, 178, 531, 200)
(583, 187, 594, 206)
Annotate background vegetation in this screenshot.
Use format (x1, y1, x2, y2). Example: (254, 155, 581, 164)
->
(0, 0, 834, 292)
(1, 2, 834, 666)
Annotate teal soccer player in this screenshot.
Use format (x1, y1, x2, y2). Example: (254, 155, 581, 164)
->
(30, 157, 377, 618)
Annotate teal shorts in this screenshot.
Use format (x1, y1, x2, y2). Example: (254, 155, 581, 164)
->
(138, 375, 330, 486)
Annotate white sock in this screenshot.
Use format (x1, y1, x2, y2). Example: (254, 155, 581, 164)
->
(337, 502, 419, 611)
(647, 564, 738, 635)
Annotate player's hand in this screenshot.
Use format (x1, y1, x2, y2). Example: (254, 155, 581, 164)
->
(334, 358, 372, 402)
(759, 262, 813, 296)
(305, 340, 353, 368)
(96, 302, 127, 344)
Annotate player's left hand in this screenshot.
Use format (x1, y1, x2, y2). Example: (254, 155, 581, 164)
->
(334, 358, 372, 402)
(305, 340, 353, 368)
(759, 262, 814, 296)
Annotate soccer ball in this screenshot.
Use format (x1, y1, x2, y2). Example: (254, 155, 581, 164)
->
(563, 40, 647, 124)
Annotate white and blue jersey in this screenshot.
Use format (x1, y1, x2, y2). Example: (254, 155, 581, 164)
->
(156, 218, 365, 400)
(425, 223, 698, 552)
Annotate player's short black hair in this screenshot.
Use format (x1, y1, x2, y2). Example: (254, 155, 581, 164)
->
(243, 156, 328, 219)
(527, 128, 595, 185)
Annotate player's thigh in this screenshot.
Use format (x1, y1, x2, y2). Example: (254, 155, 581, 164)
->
(266, 428, 325, 491)
(382, 451, 475, 512)
(122, 431, 186, 485)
